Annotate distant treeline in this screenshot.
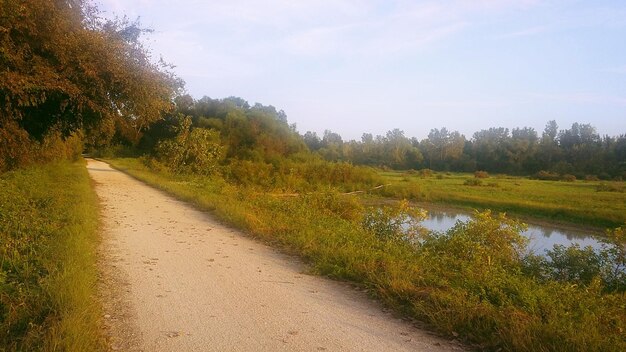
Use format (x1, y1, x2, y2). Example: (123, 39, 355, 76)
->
(147, 95, 626, 179)
(303, 122, 626, 179)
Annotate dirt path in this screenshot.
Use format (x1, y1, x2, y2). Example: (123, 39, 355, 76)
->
(88, 159, 463, 352)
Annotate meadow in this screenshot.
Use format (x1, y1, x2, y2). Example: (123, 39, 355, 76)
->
(375, 170, 626, 228)
(0, 161, 105, 351)
(106, 157, 626, 352)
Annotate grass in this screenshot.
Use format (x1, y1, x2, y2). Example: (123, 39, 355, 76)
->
(0, 161, 105, 351)
(376, 170, 626, 228)
(106, 157, 626, 352)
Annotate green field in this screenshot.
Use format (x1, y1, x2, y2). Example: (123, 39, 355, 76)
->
(106, 157, 626, 352)
(375, 170, 626, 228)
(0, 161, 105, 351)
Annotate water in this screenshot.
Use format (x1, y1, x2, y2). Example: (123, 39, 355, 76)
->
(419, 207, 604, 254)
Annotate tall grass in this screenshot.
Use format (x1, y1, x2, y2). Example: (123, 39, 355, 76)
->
(107, 158, 625, 352)
(0, 161, 105, 351)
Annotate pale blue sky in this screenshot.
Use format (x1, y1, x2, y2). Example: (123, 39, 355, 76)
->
(98, 0, 626, 140)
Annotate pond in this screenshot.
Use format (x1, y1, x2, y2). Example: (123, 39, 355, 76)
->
(419, 206, 605, 254)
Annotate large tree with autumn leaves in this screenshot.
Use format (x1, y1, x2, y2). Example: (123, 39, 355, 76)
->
(0, 0, 182, 170)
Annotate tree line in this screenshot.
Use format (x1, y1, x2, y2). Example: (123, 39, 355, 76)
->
(303, 121, 626, 179)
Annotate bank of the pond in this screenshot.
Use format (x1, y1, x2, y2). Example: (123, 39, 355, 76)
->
(376, 171, 626, 229)
(105, 157, 625, 352)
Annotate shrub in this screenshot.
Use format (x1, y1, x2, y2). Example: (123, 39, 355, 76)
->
(534, 170, 560, 181)
(362, 200, 426, 243)
(474, 170, 489, 178)
(522, 227, 626, 293)
(561, 174, 576, 182)
(0, 122, 83, 173)
(585, 175, 600, 181)
(419, 168, 434, 177)
(464, 178, 482, 186)
(155, 117, 225, 175)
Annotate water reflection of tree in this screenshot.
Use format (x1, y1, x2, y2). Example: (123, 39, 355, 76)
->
(541, 228, 554, 238)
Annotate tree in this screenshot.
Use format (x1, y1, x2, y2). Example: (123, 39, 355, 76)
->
(0, 0, 182, 162)
(538, 120, 561, 170)
(470, 128, 510, 172)
(507, 127, 539, 174)
(303, 131, 322, 151)
(421, 128, 465, 170)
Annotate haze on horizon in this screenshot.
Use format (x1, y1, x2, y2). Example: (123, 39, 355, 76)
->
(98, 0, 626, 141)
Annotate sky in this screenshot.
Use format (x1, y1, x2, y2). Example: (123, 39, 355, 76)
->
(97, 0, 626, 141)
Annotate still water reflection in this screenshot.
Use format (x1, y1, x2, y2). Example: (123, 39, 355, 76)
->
(419, 207, 604, 254)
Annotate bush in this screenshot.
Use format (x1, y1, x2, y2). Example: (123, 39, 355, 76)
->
(418, 168, 434, 178)
(474, 170, 489, 178)
(464, 178, 482, 186)
(155, 117, 225, 175)
(585, 175, 600, 181)
(0, 122, 83, 173)
(522, 227, 626, 293)
(561, 174, 576, 182)
(362, 200, 426, 243)
(534, 170, 560, 181)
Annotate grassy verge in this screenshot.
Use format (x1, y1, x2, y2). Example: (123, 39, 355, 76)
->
(107, 157, 625, 352)
(0, 161, 105, 351)
(376, 171, 626, 228)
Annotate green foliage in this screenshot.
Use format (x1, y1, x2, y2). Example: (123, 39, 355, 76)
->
(166, 96, 305, 162)
(362, 200, 426, 243)
(155, 116, 225, 175)
(0, 161, 104, 351)
(223, 155, 382, 192)
(523, 227, 626, 292)
(423, 211, 528, 270)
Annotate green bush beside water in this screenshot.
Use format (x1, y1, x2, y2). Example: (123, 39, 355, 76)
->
(108, 157, 626, 352)
(0, 161, 104, 351)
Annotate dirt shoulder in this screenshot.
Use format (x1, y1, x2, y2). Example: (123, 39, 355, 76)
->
(88, 159, 463, 352)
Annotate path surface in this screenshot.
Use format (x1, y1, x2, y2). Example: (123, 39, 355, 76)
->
(88, 159, 463, 352)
